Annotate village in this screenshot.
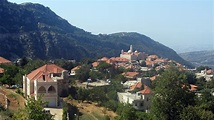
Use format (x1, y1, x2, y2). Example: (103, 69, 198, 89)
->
(0, 45, 214, 120)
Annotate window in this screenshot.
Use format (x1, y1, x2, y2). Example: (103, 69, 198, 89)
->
(38, 86, 46, 93)
(140, 102, 144, 106)
(48, 86, 56, 93)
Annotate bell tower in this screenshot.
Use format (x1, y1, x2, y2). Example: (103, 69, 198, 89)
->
(130, 45, 133, 53)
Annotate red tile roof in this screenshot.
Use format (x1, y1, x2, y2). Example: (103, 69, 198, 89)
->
(109, 57, 129, 63)
(27, 64, 65, 81)
(139, 87, 151, 94)
(148, 55, 159, 59)
(154, 58, 167, 63)
(207, 69, 214, 74)
(71, 66, 80, 71)
(145, 60, 154, 65)
(190, 84, 198, 91)
(0, 57, 11, 64)
(182, 84, 198, 92)
(123, 72, 139, 77)
(130, 82, 142, 90)
(106, 59, 114, 64)
(92, 62, 99, 68)
(98, 57, 109, 62)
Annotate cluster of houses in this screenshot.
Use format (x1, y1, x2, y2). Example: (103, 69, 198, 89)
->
(0, 45, 213, 111)
(70, 45, 188, 112)
(71, 45, 214, 112)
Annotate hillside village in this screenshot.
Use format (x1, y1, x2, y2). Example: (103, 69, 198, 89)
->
(0, 45, 214, 120)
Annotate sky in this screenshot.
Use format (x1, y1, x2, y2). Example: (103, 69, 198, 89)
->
(9, 0, 214, 53)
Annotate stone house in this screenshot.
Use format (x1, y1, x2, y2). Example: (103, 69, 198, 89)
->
(23, 64, 69, 107)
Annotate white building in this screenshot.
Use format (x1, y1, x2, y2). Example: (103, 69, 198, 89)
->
(120, 45, 147, 61)
(195, 69, 213, 81)
(23, 64, 69, 107)
(117, 87, 151, 112)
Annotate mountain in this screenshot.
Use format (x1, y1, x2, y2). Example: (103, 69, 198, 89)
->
(179, 50, 214, 69)
(0, 0, 193, 67)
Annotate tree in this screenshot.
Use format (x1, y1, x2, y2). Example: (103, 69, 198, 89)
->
(62, 102, 68, 120)
(150, 67, 195, 120)
(54, 59, 75, 70)
(16, 57, 28, 67)
(135, 111, 152, 120)
(75, 64, 90, 82)
(183, 71, 196, 84)
(115, 104, 137, 120)
(180, 106, 214, 120)
(96, 62, 112, 73)
(0, 64, 19, 86)
(103, 100, 118, 112)
(76, 88, 90, 101)
(196, 88, 214, 113)
(195, 77, 206, 91)
(114, 74, 127, 83)
(139, 61, 147, 67)
(13, 96, 54, 120)
(89, 70, 103, 80)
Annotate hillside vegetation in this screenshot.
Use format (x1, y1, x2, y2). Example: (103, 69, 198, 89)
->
(0, 0, 192, 67)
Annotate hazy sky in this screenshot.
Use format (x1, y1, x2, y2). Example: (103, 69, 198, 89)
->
(9, 0, 214, 53)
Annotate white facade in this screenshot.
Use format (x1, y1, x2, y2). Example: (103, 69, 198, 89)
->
(70, 70, 76, 76)
(117, 92, 151, 112)
(34, 80, 58, 107)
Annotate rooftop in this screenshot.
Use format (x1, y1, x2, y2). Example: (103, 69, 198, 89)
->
(0, 57, 11, 64)
(139, 87, 151, 94)
(123, 72, 139, 77)
(27, 64, 65, 81)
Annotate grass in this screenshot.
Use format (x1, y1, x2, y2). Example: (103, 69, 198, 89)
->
(79, 112, 110, 120)
(92, 112, 110, 120)
(79, 113, 96, 120)
(7, 93, 17, 99)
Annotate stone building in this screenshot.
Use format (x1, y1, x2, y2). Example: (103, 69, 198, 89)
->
(120, 45, 147, 61)
(23, 64, 69, 107)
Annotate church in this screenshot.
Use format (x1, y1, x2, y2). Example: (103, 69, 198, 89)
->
(120, 45, 147, 61)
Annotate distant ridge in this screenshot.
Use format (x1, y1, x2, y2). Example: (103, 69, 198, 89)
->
(179, 50, 214, 68)
(0, 0, 193, 67)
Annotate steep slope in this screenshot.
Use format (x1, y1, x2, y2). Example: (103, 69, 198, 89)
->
(0, 0, 192, 67)
(179, 50, 214, 68)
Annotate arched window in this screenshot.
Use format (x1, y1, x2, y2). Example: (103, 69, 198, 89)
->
(48, 86, 56, 93)
(38, 86, 46, 93)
